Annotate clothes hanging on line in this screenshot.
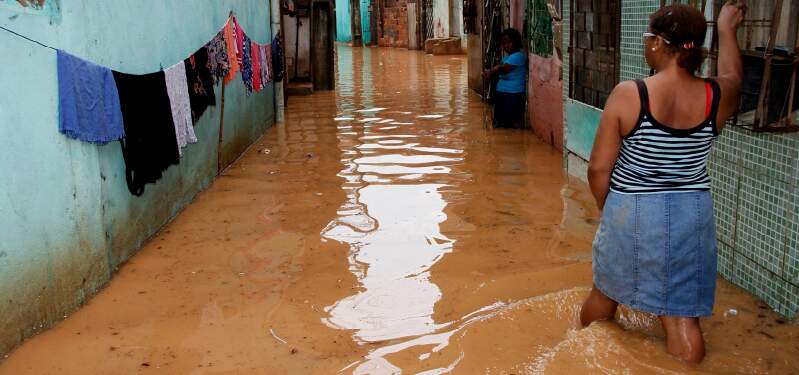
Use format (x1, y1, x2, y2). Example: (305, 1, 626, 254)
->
(261, 41, 271, 84)
(184, 47, 217, 123)
(241, 33, 254, 93)
(57, 50, 124, 144)
(113, 71, 179, 196)
(234, 18, 245, 68)
(223, 19, 239, 84)
(164, 61, 197, 156)
(251, 41, 263, 92)
(271, 32, 285, 83)
(206, 30, 230, 84)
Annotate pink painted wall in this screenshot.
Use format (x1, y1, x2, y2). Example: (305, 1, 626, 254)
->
(510, 0, 524, 31)
(528, 53, 564, 151)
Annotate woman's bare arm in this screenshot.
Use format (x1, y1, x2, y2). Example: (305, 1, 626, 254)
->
(588, 81, 638, 210)
(713, 1, 746, 128)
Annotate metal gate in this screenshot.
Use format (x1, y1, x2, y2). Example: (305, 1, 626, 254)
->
(422, 0, 434, 41)
(482, 0, 509, 101)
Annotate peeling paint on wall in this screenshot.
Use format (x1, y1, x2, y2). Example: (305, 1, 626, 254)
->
(528, 53, 563, 151)
(0, 0, 60, 22)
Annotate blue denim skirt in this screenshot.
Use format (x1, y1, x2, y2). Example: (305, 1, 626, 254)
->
(592, 191, 718, 317)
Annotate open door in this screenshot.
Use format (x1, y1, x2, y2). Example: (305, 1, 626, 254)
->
(312, 1, 335, 91)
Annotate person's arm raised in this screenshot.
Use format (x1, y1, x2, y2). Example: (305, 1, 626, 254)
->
(714, 1, 746, 129)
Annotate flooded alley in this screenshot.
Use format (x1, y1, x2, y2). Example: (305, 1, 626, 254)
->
(2, 47, 799, 374)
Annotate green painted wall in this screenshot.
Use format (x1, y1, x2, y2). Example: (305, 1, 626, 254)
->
(336, 0, 353, 42)
(360, 0, 371, 43)
(564, 100, 601, 161)
(0, 0, 277, 356)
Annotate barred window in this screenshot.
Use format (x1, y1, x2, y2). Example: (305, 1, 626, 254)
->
(699, 0, 799, 132)
(568, 0, 620, 109)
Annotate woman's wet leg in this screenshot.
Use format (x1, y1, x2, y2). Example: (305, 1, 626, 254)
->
(659, 316, 705, 364)
(580, 285, 619, 327)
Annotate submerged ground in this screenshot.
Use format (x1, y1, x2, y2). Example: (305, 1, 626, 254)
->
(1, 46, 797, 374)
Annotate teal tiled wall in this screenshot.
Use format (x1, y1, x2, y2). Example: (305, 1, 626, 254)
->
(709, 130, 799, 317)
(619, 1, 659, 81)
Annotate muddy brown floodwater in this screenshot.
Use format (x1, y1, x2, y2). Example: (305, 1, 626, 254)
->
(2, 47, 798, 374)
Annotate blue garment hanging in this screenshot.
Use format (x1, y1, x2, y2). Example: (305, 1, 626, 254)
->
(57, 50, 124, 144)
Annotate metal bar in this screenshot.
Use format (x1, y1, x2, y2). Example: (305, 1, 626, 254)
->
(785, 63, 797, 127)
(787, 20, 799, 127)
(754, 0, 784, 131)
(709, 0, 721, 77)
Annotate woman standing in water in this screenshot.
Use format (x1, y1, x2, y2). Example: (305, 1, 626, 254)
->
(580, 1, 745, 364)
(484, 28, 527, 128)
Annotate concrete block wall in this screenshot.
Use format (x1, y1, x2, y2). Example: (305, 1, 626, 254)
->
(0, 0, 278, 356)
(379, 0, 410, 47)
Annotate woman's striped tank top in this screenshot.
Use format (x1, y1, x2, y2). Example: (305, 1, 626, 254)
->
(610, 79, 721, 194)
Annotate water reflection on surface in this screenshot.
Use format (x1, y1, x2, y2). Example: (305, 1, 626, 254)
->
(1, 45, 797, 375)
(322, 47, 463, 349)
(318, 47, 799, 375)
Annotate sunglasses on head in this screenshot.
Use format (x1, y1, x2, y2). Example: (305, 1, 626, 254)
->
(643, 32, 672, 45)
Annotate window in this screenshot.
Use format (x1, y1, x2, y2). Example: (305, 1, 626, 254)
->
(569, 0, 620, 109)
(702, 0, 799, 132)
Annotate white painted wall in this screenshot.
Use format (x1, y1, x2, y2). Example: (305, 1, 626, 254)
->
(433, 0, 449, 38)
(283, 15, 311, 79)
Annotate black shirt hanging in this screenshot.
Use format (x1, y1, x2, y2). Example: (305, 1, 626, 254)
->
(113, 71, 180, 196)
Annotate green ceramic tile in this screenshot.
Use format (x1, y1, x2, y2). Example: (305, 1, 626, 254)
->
(710, 158, 740, 245)
(736, 170, 789, 275)
(785, 185, 799, 286)
(738, 131, 798, 185)
(732, 254, 783, 312)
(718, 241, 735, 282)
(620, 2, 659, 81)
(776, 282, 799, 317)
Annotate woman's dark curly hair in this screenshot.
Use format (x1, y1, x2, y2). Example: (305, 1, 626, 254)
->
(650, 5, 707, 72)
(501, 28, 523, 51)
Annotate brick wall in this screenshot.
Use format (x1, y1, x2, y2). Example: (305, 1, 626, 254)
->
(570, 0, 619, 109)
(378, 0, 409, 48)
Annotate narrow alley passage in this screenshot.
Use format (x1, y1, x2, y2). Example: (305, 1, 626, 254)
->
(2, 47, 798, 374)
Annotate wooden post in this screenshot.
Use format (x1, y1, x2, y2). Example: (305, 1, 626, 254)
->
(218, 10, 234, 175)
(351, 0, 363, 46)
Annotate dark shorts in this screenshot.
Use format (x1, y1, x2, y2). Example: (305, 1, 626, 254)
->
(493, 91, 526, 128)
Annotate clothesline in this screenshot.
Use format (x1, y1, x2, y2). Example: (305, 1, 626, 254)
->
(47, 13, 285, 197)
(1, 15, 274, 75)
(0, 25, 57, 50)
